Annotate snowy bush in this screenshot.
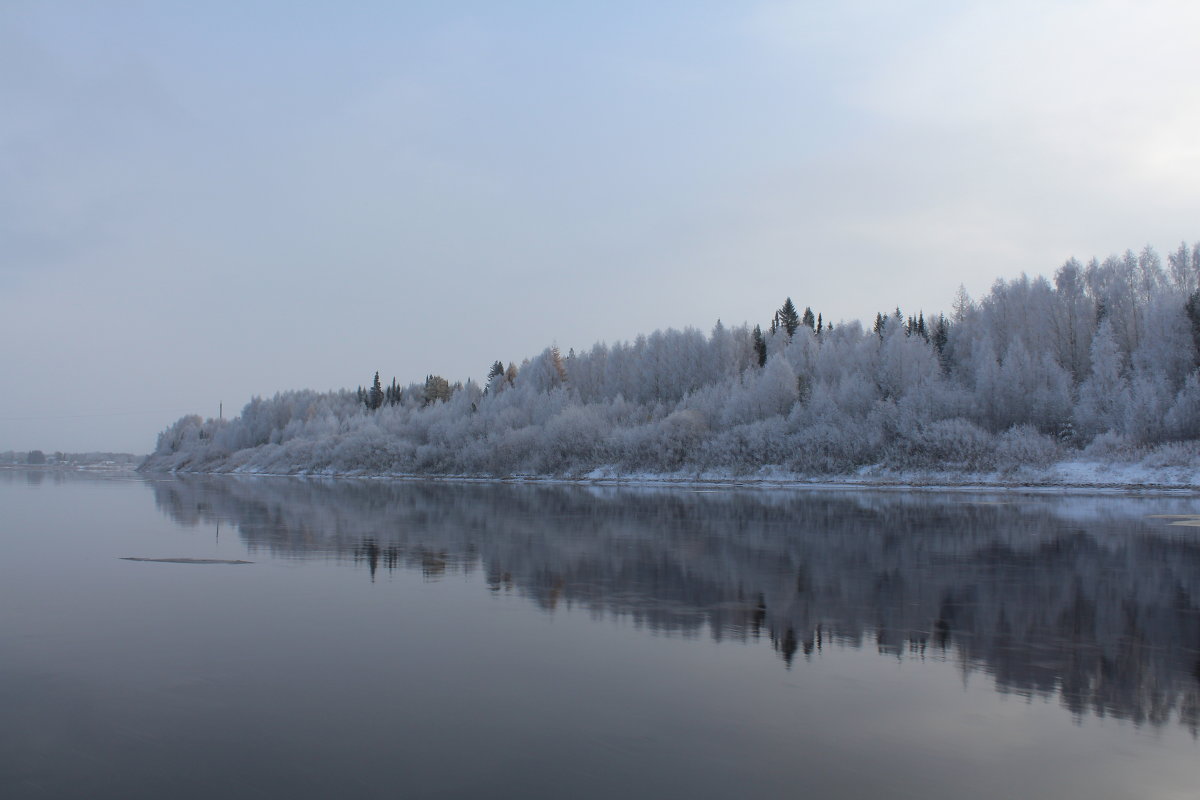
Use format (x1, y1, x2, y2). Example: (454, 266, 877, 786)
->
(993, 425, 1061, 472)
(1140, 441, 1200, 468)
(884, 417, 994, 471)
(790, 420, 874, 474)
(1081, 432, 1141, 462)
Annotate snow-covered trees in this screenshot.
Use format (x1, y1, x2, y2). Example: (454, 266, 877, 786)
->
(1075, 320, 1128, 439)
(144, 240, 1200, 477)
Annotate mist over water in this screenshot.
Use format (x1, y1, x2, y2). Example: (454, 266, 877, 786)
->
(4, 470, 1200, 798)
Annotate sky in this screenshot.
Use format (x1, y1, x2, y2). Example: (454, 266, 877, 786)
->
(4, 0, 1200, 454)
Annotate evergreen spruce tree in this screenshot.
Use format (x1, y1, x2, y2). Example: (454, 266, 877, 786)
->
(779, 298, 801, 338)
(801, 306, 815, 332)
(488, 360, 505, 380)
(368, 372, 384, 410)
(1186, 289, 1200, 366)
(752, 325, 768, 367)
(931, 314, 949, 368)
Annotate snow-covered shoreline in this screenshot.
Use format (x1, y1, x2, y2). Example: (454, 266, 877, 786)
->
(140, 460, 1200, 495)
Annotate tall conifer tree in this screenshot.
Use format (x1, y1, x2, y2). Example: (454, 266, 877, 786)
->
(368, 372, 384, 410)
(752, 325, 767, 367)
(779, 298, 801, 338)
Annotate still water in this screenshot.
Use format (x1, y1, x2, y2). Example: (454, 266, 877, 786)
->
(3, 470, 1199, 799)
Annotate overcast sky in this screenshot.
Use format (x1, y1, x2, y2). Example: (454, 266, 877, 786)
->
(4, 0, 1200, 454)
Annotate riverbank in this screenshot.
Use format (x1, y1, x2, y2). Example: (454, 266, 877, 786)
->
(138, 458, 1200, 495)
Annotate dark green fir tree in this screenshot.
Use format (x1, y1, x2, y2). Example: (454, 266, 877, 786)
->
(779, 298, 801, 339)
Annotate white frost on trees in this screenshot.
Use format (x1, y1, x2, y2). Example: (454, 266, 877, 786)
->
(146, 241, 1200, 476)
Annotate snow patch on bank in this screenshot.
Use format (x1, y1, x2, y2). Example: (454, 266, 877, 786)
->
(150, 458, 1200, 495)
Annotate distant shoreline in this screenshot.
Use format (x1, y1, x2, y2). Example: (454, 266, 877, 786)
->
(1, 463, 140, 473)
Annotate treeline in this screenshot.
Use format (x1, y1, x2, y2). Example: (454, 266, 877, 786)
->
(144, 242, 1200, 476)
(2, 451, 141, 466)
(354, 372, 460, 410)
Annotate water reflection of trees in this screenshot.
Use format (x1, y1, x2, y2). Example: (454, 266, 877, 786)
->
(149, 476, 1200, 733)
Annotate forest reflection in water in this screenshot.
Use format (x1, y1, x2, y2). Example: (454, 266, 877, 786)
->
(151, 475, 1200, 734)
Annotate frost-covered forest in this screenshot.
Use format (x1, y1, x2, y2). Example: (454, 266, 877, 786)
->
(143, 243, 1200, 479)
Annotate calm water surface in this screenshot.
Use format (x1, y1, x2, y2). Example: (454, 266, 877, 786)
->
(3, 470, 1199, 799)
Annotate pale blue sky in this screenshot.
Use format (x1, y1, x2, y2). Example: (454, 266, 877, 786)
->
(4, 0, 1200, 452)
